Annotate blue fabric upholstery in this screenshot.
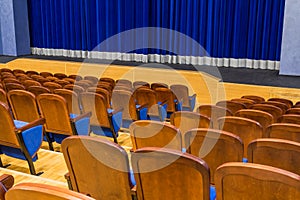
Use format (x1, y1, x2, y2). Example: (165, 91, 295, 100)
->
(70, 114, 90, 135)
(108, 109, 122, 134)
(91, 126, 115, 138)
(0, 120, 43, 162)
(210, 185, 216, 200)
(189, 95, 196, 111)
(242, 158, 248, 163)
(136, 104, 148, 120)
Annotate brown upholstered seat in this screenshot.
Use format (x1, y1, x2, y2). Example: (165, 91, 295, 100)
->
(170, 84, 196, 111)
(130, 120, 182, 151)
(87, 87, 111, 108)
(155, 87, 181, 116)
(216, 100, 246, 114)
(133, 81, 150, 89)
(131, 147, 211, 200)
(170, 111, 211, 147)
(0, 88, 8, 105)
(63, 84, 85, 95)
(37, 94, 91, 149)
(248, 138, 300, 175)
(80, 92, 122, 143)
(99, 77, 116, 87)
(278, 114, 300, 125)
(250, 103, 283, 122)
(43, 82, 62, 93)
(53, 89, 81, 114)
(151, 82, 168, 90)
(84, 76, 99, 85)
(215, 162, 300, 200)
(39, 72, 53, 78)
(268, 97, 293, 108)
(286, 108, 300, 115)
(116, 79, 132, 88)
(241, 95, 265, 103)
(261, 101, 288, 113)
(235, 109, 273, 131)
(231, 98, 255, 108)
(54, 73, 68, 79)
(197, 105, 233, 128)
(62, 136, 133, 200)
(4, 83, 25, 92)
(185, 128, 243, 184)
(23, 80, 41, 89)
(0, 102, 45, 175)
(7, 90, 40, 122)
(6, 182, 95, 200)
(264, 123, 300, 142)
(218, 116, 263, 158)
(27, 86, 50, 97)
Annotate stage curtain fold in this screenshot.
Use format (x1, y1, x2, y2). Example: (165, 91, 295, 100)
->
(28, 0, 285, 69)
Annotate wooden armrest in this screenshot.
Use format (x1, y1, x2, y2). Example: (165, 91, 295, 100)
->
(109, 107, 124, 116)
(71, 112, 92, 123)
(136, 103, 148, 111)
(131, 185, 137, 197)
(159, 100, 168, 106)
(64, 172, 73, 190)
(0, 174, 14, 190)
(15, 118, 45, 133)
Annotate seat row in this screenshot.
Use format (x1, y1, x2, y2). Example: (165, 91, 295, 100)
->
(61, 135, 300, 200)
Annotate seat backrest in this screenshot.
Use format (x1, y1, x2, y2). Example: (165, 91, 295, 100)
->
(80, 92, 110, 128)
(170, 111, 211, 141)
(133, 87, 157, 107)
(54, 73, 68, 79)
(278, 114, 300, 125)
(218, 116, 263, 158)
(268, 97, 293, 108)
(62, 136, 132, 200)
(84, 76, 99, 85)
(54, 89, 81, 114)
(151, 82, 168, 90)
(87, 87, 111, 108)
(250, 104, 283, 122)
(155, 87, 176, 112)
(63, 84, 85, 95)
(116, 79, 132, 88)
(248, 138, 300, 175)
(23, 80, 41, 89)
(27, 86, 50, 97)
(130, 120, 182, 151)
(197, 104, 233, 128)
(39, 72, 53, 78)
(215, 162, 300, 200)
(6, 182, 95, 200)
(235, 109, 273, 131)
(8, 90, 40, 122)
(264, 123, 300, 142)
(241, 95, 265, 103)
(216, 100, 246, 114)
(43, 82, 62, 93)
(170, 84, 190, 107)
(112, 90, 137, 120)
(99, 77, 115, 87)
(37, 94, 73, 135)
(185, 128, 243, 184)
(0, 102, 19, 148)
(286, 108, 300, 115)
(5, 83, 25, 92)
(231, 98, 255, 108)
(0, 88, 8, 105)
(133, 81, 150, 89)
(261, 101, 288, 113)
(131, 147, 210, 200)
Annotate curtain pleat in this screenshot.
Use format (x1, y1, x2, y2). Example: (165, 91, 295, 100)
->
(27, 0, 285, 69)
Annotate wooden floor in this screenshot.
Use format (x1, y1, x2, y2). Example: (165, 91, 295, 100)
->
(1, 58, 300, 188)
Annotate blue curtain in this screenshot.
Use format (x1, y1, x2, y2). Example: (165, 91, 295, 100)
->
(28, 0, 285, 61)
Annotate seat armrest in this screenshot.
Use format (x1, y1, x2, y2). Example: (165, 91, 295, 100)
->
(0, 174, 14, 190)
(159, 100, 168, 106)
(136, 103, 148, 111)
(64, 172, 73, 190)
(109, 107, 124, 116)
(15, 118, 45, 133)
(71, 112, 92, 123)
